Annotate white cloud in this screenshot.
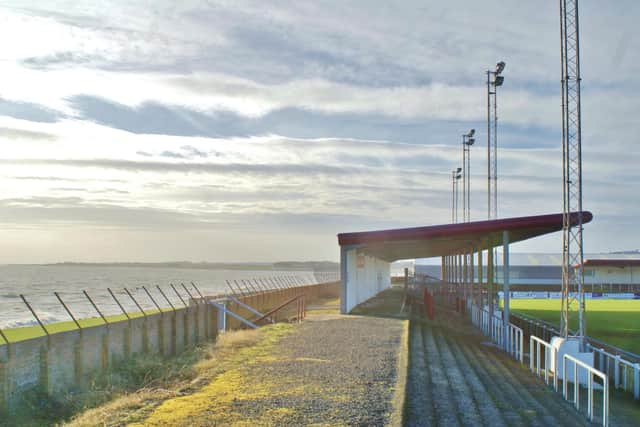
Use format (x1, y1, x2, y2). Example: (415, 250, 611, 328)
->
(0, 1, 639, 261)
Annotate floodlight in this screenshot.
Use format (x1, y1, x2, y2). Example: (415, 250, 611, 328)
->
(467, 138, 475, 145)
(456, 167, 462, 173)
(468, 129, 475, 137)
(495, 61, 506, 75)
(494, 75, 504, 86)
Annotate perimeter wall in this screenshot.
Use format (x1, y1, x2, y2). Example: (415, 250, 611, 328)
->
(0, 282, 340, 411)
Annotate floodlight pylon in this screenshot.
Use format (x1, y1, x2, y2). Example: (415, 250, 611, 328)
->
(559, 0, 586, 350)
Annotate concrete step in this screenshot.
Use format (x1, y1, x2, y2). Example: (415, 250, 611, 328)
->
(405, 306, 599, 427)
(405, 321, 435, 426)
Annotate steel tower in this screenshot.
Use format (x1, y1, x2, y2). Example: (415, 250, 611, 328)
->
(559, 0, 585, 349)
(487, 62, 505, 220)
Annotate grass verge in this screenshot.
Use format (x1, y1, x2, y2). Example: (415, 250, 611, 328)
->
(1, 340, 205, 427)
(61, 327, 279, 427)
(127, 323, 294, 426)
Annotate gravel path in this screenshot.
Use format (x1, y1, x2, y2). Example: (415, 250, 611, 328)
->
(203, 310, 407, 426)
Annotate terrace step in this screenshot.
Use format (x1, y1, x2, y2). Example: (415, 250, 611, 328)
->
(405, 306, 593, 426)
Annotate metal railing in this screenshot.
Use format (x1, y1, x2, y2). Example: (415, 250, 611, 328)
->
(530, 335, 558, 390)
(563, 353, 609, 427)
(469, 302, 523, 364)
(253, 294, 306, 325)
(510, 311, 640, 401)
(588, 345, 640, 400)
(507, 323, 524, 364)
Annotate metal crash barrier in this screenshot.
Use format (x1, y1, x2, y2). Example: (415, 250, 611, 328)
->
(563, 353, 609, 427)
(530, 335, 558, 391)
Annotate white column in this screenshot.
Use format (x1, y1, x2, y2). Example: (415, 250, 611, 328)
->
(503, 230, 510, 352)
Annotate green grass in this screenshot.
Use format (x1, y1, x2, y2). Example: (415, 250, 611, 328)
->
(0, 310, 158, 344)
(505, 299, 640, 355)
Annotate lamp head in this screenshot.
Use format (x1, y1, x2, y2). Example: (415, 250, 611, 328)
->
(495, 61, 506, 75)
(456, 167, 462, 173)
(494, 75, 504, 86)
(467, 138, 475, 145)
(468, 129, 475, 137)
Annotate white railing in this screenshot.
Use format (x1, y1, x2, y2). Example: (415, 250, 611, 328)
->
(513, 310, 640, 401)
(468, 301, 523, 364)
(563, 353, 609, 427)
(530, 335, 558, 391)
(588, 344, 640, 400)
(491, 314, 503, 345)
(508, 323, 524, 364)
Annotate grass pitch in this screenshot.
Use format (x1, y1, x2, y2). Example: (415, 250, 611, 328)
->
(507, 299, 640, 355)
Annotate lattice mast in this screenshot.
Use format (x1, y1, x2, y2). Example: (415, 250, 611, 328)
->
(559, 0, 585, 349)
(486, 62, 504, 220)
(487, 74, 497, 220)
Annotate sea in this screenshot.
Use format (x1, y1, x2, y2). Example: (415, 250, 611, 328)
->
(0, 265, 320, 329)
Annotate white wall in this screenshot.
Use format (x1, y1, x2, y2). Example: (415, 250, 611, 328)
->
(584, 266, 640, 285)
(340, 246, 391, 313)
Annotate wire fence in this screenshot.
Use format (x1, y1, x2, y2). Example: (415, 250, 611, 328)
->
(0, 271, 340, 345)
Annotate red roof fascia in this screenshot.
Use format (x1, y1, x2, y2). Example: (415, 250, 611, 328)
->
(337, 211, 593, 247)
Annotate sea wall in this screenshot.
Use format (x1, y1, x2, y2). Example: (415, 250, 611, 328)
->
(0, 282, 340, 411)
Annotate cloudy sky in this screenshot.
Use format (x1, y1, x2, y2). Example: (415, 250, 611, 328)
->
(0, 1, 638, 263)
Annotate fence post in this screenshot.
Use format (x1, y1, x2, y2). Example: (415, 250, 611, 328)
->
(124, 288, 149, 354)
(54, 292, 84, 387)
(156, 286, 178, 355)
(217, 301, 227, 332)
(108, 288, 132, 358)
(634, 363, 639, 400)
(20, 295, 51, 394)
(143, 286, 164, 355)
(181, 283, 199, 344)
(599, 348, 605, 373)
(171, 284, 189, 349)
(615, 355, 620, 389)
(191, 283, 210, 340)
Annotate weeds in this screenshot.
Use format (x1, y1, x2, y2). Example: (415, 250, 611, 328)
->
(0, 344, 209, 427)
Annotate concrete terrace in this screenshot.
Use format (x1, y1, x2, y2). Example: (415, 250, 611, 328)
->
(364, 287, 640, 426)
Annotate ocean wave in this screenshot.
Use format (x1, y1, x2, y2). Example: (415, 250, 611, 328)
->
(0, 292, 20, 299)
(0, 312, 64, 329)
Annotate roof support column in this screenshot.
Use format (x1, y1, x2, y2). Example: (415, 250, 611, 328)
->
(453, 255, 457, 285)
(502, 230, 510, 353)
(441, 256, 445, 283)
(465, 248, 475, 310)
(444, 256, 448, 283)
(487, 240, 494, 323)
(463, 252, 468, 302)
(477, 249, 483, 308)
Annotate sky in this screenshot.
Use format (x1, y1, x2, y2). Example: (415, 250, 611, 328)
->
(1, 1, 639, 263)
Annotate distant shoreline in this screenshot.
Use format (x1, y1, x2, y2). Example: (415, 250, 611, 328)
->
(3, 261, 340, 271)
